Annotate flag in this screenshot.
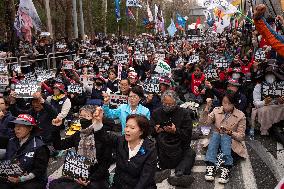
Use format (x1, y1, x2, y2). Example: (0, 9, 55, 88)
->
(161, 11, 166, 37)
(146, 1, 153, 22)
(115, 0, 121, 21)
(176, 13, 186, 30)
(126, 7, 136, 21)
(195, 17, 201, 29)
(154, 4, 159, 32)
(203, 10, 215, 27)
(167, 19, 177, 37)
(204, 0, 237, 14)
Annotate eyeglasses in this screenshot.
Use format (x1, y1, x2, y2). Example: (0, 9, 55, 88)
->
(129, 95, 139, 99)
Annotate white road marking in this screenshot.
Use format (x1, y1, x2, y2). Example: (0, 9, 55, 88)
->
(192, 166, 206, 173)
(241, 144, 257, 189)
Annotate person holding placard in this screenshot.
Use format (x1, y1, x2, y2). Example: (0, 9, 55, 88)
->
(103, 86, 150, 134)
(92, 108, 157, 189)
(0, 114, 50, 189)
(49, 105, 112, 189)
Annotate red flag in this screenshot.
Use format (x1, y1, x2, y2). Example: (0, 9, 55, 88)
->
(195, 17, 201, 29)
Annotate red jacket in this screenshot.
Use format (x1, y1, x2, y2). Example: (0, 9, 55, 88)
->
(191, 73, 205, 96)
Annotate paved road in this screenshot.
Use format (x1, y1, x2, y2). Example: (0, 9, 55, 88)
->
(47, 133, 284, 189)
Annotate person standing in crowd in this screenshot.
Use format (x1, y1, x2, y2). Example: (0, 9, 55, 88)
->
(115, 78, 131, 96)
(103, 86, 150, 134)
(49, 105, 112, 189)
(151, 90, 195, 187)
(201, 93, 247, 184)
(92, 108, 157, 189)
(0, 96, 15, 138)
(47, 83, 72, 127)
(106, 69, 119, 93)
(0, 114, 50, 189)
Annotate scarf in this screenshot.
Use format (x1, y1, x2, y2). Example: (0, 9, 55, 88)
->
(77, 126, 96, 163)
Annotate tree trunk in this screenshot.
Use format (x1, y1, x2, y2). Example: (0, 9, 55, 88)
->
(4, 0, 16, 53)
(65, 0, 73, 40)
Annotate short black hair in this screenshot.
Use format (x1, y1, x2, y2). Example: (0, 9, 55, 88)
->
(222, 92, 237, 106)
(126, 114, 150, 139)
(129, 85, 144, 99)
(120, 78, 130, 85)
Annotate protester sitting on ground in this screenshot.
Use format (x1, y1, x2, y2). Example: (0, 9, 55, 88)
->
(92, 109, 157, 189)
(0, 114, 50, 189)
(151, 90, 195, 187)
(50, 105, 112, 189)
(47, 83, 72, 128)
(201, 93, 247, 184)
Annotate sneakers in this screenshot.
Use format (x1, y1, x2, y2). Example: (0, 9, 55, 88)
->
(218, 166, 230, 184)
(205, 165, 216, 181)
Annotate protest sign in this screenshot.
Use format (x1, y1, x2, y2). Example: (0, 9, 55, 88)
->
(102, 52, 109, 57)
(0, 160, 23, 178)
(62, 60, 74, 70)
(154, 60, 171, 74)
(67, 83, 83, 94)
(14, 82, 41, 98)
(255, 48, 266, 61)
(114, 53, 128, 64)
(126, 0, 140, 7)
(23, 72, 37, 83)
(62, 150, 93, 180)
(262, 81, 284, 98)
(11, 64, 21, 73)
(204, 64, 218, 80)
(110, 94, 128, 107)
(214, 57, 229, 68)
(0, 63, 7, 74)
(0, 75, 9, 86)
(143, 76, 160, 93)
(155, 53, 165, 61)
(117, 63, 122, 80)
(188, 54, 199, 64)
(134, 52, 145, 62)
(80, 75, 94, 87)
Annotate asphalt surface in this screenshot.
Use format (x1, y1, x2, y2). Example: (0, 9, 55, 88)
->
(47, 131, 283, 189)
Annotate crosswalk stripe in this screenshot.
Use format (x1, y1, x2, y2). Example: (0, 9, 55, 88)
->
(241, 144, 257, 189)
(192, 165, 206, 173)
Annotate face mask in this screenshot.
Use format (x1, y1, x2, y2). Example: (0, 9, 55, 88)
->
(162, 105, 176, 113)
(80, 118, 92, 129)
(265, 74, 276, 84)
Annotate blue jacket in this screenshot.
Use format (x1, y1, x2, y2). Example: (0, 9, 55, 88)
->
(102, 104, 150, 134)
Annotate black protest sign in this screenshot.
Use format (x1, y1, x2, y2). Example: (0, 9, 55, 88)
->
(0, 63, 7, 74)
(0, 160, 23, 178)
(255, 48, 266, 61)
(143, 76, 160, 93)
(204, 64, 218, 80)
(110, 94, 128, 107)
(62, 150, 93, 180)
(14, 82, 41, 98)
(0, 75, 9, 86)
(214, 57, 229, 68)
(62, 60, 74, 70)
(188, 54, 199, 64)
(67, 83, 83, 94)
(114, 53, 128, 64)
(262, 81, 284, 98)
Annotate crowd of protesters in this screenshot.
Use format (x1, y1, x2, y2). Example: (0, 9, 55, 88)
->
(0, 5, 283, 189)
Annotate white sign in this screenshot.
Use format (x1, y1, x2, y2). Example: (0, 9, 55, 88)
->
(214, 57, 229, 68)
(126, 0, 141, 7)
(188, 54, 200, 64)
(114, 53, 128, 64)
(110, 94, 128, 107)
(154, 60, 171, 74)
(0, 75, 9, 86)
(255, 48, 266, 60)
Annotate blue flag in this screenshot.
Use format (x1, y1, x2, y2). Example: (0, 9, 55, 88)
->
(176, 13, 186, 29)
(115, 0, 121, 21)
(167, 19, 177, 37)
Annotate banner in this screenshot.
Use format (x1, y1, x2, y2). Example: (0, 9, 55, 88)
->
(14, 82, 41, 98)
(0, 160, 23, 178)
(110, 94, 128, 107)
(262, 81, 284, 98)
(67, 84, 83, 94)
(126, 0, 141, 7)
(62, 150, 93, 180)
(154, 60, 171, 74)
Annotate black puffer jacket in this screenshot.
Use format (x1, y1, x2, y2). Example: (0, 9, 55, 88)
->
(94, 131, 157, 189)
